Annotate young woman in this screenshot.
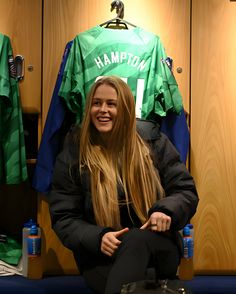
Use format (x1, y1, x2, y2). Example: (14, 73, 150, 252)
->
(48, 76, 198, 294)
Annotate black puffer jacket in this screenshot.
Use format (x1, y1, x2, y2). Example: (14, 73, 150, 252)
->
(48, 119, 198, 267)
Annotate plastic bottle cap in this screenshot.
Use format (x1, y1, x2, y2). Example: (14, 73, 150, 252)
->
(183, 226, 191, 236)
(23, 219, 36, 228)
(30, 225, 38, 235)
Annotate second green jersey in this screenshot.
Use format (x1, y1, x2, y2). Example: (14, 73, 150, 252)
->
(0, 33, 27, 184)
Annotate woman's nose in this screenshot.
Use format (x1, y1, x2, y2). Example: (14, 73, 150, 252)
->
(100, 103, 108, 112)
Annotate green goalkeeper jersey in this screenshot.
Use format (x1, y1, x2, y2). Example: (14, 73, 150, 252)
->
(0, 33, 27, 184)
(59, 26, 183, 122)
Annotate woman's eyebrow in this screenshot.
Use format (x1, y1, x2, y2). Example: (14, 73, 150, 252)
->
(92, 97, 117, 101)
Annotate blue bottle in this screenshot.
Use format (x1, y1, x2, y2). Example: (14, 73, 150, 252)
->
(27, 225, 41, 256)
(26, 224, 42, 279)
(186, 223, 194, 241)
(182, 226, 194, 258)
(179, 225, 194, 280)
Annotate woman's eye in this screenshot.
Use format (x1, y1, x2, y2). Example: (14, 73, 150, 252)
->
(108, 102, 117, 107)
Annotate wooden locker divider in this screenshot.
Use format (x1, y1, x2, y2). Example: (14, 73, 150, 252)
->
(191, 0, 236, 273)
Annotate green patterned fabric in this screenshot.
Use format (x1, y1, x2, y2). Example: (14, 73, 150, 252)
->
(0, 33, 27, 184)
(0, 235, 22, 265)
(59, 26, 183, 123)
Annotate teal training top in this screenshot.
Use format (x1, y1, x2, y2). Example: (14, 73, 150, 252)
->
(0, 33, 28, 184)
(59, 26, 183, 122)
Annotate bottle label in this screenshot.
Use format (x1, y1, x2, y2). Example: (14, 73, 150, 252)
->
(183, 237, 193, 258)
(27, 236, 41, 256)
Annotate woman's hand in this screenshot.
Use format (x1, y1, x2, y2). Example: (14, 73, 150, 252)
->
(101, 227, 129, 256)
(140, 212, 171, 232)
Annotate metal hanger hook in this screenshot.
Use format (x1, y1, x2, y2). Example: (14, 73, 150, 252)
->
(110, 0, 124, 19)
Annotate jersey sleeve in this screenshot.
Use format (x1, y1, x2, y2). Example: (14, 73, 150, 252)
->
(59, 37, 85, 122)
(152, 37, 183, 117)
(0, 34, 11, 99)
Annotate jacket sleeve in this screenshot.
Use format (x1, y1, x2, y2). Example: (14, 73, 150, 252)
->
(148, 131, 199, 231)
(48, 128, 106, 254)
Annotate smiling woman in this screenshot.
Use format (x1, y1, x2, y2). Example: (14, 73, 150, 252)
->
(81, 76, 137, 150)
(48, 76, 198, 294)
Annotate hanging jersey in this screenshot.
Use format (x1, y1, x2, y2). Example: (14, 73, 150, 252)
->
(32, 27, 189, 193)
(59, 26, 183, 122)
(32, 41, 73, 193)
(160, 109, 189, 163)
(0, 33, 27, 184)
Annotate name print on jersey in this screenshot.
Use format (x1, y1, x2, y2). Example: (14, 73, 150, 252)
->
(94, 51, 148, 71)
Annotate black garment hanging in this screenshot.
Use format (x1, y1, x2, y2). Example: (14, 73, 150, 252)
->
(100, 0, 136, 29)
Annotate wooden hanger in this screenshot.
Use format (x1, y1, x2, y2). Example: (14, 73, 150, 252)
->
(100, 0, 136, 30)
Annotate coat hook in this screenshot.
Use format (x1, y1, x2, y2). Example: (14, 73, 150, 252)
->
(110, 0, 124, 19)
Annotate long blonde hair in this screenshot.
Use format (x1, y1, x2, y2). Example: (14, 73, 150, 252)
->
(79, 76, 164, 229)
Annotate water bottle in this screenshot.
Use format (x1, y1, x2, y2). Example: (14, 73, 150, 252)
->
(27, 224, 43, 279)
(179, 225, 194, 280)
(22, 219, 37, 277)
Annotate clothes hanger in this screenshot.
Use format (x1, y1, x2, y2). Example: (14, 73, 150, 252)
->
(100, 0, 136, 30)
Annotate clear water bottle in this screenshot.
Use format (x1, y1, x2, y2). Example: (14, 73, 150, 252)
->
(22, 219, 37, 277)
(22, 220, 42, 279)
(179, 225, 194, 280)
(27, 224, 43, 279)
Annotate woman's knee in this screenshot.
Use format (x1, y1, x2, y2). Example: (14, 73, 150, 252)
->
(120, 228, 179, 258)
(120, 228, 152, 250)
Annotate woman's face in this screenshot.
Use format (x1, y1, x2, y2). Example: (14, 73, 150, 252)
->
(90, 83, 118, 137)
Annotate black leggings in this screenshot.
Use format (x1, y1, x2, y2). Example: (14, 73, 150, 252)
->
(82, 228, 180, 294)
